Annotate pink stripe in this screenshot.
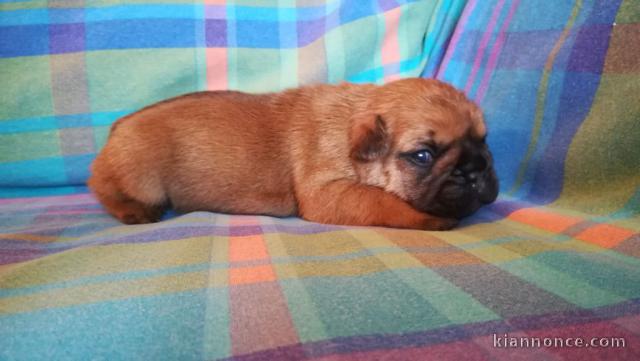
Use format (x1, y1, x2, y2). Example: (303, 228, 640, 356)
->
(313, 341, 488, 361)
(475, 0, 520, 103)
(206, 48, 228, 90)
(464, 0, 507, 93)
(385, 74, 402, 82)
(204, 5, 225, 19)
(230, 215, 260, 226)
(44, 210, 104, 215)
(381, 6, 402, 80)
(437, 0, 479, 77)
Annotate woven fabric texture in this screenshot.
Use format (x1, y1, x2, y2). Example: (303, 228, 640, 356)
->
(1, 0, 639, 360)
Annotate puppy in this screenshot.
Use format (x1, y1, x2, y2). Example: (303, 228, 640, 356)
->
(88, 78, 498, 230)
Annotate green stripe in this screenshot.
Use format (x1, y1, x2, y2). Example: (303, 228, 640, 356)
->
(0, 131, 61, 162)
(508, 0, 583, 195)
(501, 255, 627, 308)
(325, 4, 345, 83)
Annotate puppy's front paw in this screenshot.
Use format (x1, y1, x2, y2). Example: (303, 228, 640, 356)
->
(114, 203, 162, 225)
(422, 216, 458, 231)
(120, 212, 156, 225)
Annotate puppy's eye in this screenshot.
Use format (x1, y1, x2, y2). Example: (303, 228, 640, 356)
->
(408, 149, 433, 166)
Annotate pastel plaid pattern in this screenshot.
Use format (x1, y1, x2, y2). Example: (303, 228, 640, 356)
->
(0, 195, 639, 360)
(0, 0, 464, 191)
(436, 0, 640, 215)
(1, 0, 639, 360)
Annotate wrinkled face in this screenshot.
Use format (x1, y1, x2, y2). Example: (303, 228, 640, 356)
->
(350, 78, 499, 219)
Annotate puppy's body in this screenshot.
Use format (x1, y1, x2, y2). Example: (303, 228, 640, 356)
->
(89, 79, 498, 229)
(100, 91, 298, 216)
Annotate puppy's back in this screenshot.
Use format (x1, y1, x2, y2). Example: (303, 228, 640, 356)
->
(90, 90, 297, 218)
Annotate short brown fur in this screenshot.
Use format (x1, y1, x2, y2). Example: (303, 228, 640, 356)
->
(89, 78, 494, 230)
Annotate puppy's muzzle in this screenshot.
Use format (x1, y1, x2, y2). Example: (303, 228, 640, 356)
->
(460, 150, 499, 204)
(426, 148, 499, 219)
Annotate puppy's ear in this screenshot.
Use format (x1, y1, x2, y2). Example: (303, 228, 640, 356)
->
(350, 114, 389, 161)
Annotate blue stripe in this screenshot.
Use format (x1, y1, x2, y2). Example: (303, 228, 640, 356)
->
(0, 157, 67, 186)
(0, 155, 96, 187)
(0, 20, 203, 57)
(348, 57, 423, 83)
(64, 154, 95, 185)
(339, 0, 376, 23)
(0, 111, 128, 134)
(86, 19, 197, 50)
(0, 0, 419, 25)
(0, 6, 199, 26)
(0, 185, 87, 198)
(0, 8, 48, 26)
(0, 153, 95, 187)
(0, 1, 421, 57)
(1, 2, 356, 26)
(85, 5, 196, 22)
(0, 24, 48, 57)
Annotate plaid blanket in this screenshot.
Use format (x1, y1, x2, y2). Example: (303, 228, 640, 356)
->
(1, 0, 639, 360)
(0, 0, 464, 192)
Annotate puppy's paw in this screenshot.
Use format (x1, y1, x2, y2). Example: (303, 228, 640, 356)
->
(422, 216, 458, 231)
(114, 203, 163, 225)
(120, 212, 156, 225)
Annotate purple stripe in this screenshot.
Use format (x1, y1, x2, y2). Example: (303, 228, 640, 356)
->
(224, 298, 640, 360)
(0, 223, 344, 265)
(0, 248, 49, 265)
(43, 204, 102, 212)
(463, 0, 507, 94)
(475, 0, 520, 103)
(296, 18, 325, 47)
(205, 5, 226, 19)
(205, 19, 227, 46)
(378, 0, 400, 12)
(0, 219, 111, 237)
(0, 193, 95, 207)
(49, 22, 85, 54)
(524, 0, 623, 204)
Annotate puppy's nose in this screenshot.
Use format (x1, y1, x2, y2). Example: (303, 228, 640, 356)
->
(477, 172, 499, 203)
(464, 169, 498, 203)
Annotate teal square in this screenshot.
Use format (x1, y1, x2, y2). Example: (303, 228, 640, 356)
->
(501, 253, 627, 308)
(342, 17, 378, 78)
(86, 49, 200, 112)
(0, 57, 54, 120)
(0, 131, 61, 163)
(399, 1, 438, 59)
(529, 251, 640, 300)
(281, 271, 451, 341)
(232, 48, 281, 92)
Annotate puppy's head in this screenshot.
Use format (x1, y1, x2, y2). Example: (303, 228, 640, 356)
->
(350, 78, 498, 219)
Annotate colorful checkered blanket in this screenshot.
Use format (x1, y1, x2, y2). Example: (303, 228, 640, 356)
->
(1, 0, 639, 360)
